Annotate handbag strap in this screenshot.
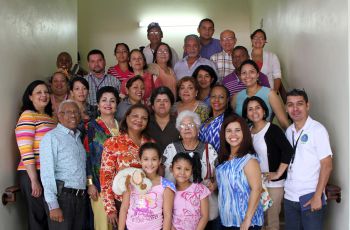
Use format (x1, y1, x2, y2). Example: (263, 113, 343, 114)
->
(205, 143, 211, 179)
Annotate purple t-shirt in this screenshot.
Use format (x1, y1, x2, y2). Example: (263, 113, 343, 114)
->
(200, 38, 222, 59)
(222, 71, 270, 97)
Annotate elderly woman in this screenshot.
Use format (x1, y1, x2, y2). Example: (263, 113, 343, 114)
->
(231, 59, 289, 130)
(163, 110, 219, 227)
(100, 104, 152, 228)
(15, 80, 56, 230)
(148, 42, 177, 97)
(192, 65, 218, 107)
(107, 43, 133, 84)
(116, 76, 145, 122)
(199, 85, 231, 153)
(250, 29, 282, 91)
(172, 76, 209, 123)
(84, 86, 119, 230)
(216, 115, 263, 229)
(242, 96, 293, 230)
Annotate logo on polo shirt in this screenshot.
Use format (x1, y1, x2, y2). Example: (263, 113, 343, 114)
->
(301, 134, 308, 143)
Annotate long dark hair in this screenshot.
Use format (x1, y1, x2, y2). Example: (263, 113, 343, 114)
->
(172, 152, 202, 183)
(119, 104, 150, 137)
(21, 80, 53, 116)
(153, 42, 173, 67)
(242, 96, 269, 124)
(218, 114, 254, 164)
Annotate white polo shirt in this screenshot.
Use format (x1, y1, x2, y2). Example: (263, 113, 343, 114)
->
(284, 116, 333, 202)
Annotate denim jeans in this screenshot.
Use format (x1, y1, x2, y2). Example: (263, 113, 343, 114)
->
(284, 198, 324, 230)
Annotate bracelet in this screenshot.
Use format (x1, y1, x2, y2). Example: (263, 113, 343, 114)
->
(87, 178, 93, 186)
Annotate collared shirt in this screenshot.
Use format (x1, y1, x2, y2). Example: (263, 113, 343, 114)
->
(200, 38, 222, 59)
(84, 73, 121, 106)
(40, 123, 86, 210)
(143, 44, 179, 68)
(210, 51, 234, 83)
(222, 71, 270, 98)
(284, 116, 333, 202)
(147, 115, 180, 152)
(174, 56, 218, 81)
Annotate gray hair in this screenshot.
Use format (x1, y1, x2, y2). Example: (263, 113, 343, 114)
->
(184, 34, 200, 45)
(175, 110, 201, 131)
(58, 99, 79, 113)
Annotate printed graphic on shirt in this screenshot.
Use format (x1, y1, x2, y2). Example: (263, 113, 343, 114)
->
(130, 192, 159, 223)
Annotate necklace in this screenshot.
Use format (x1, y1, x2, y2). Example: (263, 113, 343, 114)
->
(99, 116, 119, 136)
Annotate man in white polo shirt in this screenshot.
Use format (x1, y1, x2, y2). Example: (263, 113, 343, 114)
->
(284, 89, 333, 230)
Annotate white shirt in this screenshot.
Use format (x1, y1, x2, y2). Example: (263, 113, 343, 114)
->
(284, 116, 333, 201)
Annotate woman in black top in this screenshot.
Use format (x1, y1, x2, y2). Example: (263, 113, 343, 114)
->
(242, 96, 293, 230)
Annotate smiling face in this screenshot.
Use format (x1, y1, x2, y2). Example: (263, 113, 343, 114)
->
(29, 84, 50, 112)
(240, 63, 259, 87)
(70, 81, 88, 103)
(232, 48, 249, 70)
(251, 31, 266, 49)
(56, 53, 72, 71)
(126, 79, 145, 104)
(179, 80, 197, 103)
(210, 86, 228, 114)
(286, 95, 309, 123)
(140, 148, 161, 175)
(196, 69, 212, 90)
(220, 30, 237, 53)
(225, 121, 243, 151)
(246, 100, 265, 124)
(179, 117, 198, 141)
(51, 73, 68, 96)
(58, 102, 81, 131)
(97, 92, 117, 117)
(156, 44, 170, 65)
(129, 51, 145, 72)
(184, 38, 200, 58)
(171, 158, 193, 184)
(126, 107, 149, 134)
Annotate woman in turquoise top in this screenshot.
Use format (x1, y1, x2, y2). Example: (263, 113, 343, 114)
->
(216, 114, 263, 229)
(231, 59, 289, 130)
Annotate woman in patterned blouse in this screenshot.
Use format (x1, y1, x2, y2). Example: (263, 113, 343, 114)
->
(15, 80, 56, 230)
(100, 104, 152, 228)
(216, 115, 263, 229)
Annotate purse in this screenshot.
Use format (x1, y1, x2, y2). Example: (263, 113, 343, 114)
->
(260, 175, 273, 212)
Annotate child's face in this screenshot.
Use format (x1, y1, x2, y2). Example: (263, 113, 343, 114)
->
(140, 149, 161, 175)
(171, 159, 192, 184)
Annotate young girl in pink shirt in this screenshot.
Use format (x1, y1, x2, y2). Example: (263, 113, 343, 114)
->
(118, 142, 175, 230)
(171, 153, 210, 230)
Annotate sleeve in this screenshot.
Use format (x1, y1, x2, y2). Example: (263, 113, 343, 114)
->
(271, 125, 293, 164)
(161, 177, 176, 193)
(40, 133, 59, 210)
(107, 66, 113, 75)
(271, 52, 282, 79)
(15, 111, 36, 166)
(163, 144, 176, 181)
(100, 138, 118, 215)
(258, 73, 271, 88)
(314, 124, 333, 159)
(196, 103, 209, 123)
(198, 183, 211, 200)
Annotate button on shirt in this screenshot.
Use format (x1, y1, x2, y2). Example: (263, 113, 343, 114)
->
(284, 116, 333, 201)
(40, 124, 86, 210)
(84, 73, 121, 106)
(174, 56, 218, 80)
(210, 51, 234, 83)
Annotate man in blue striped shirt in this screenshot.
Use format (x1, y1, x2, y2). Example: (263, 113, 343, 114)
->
(40, 100, 87, 230)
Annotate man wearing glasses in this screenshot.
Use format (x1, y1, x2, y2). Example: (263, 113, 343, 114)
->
(284, 89, 333, 230)
(143, 22, 179, 67)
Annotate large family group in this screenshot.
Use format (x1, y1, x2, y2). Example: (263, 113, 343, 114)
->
(15, 18, 333, 230)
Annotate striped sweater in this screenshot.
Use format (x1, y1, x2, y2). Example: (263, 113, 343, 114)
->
(15, 110, 56, 171)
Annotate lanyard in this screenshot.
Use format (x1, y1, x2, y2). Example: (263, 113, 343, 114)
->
(290, 130, 304, 167)
(91, 74, 107, 92)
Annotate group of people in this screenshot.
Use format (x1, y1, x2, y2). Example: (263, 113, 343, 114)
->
(15, 17, 333, 230)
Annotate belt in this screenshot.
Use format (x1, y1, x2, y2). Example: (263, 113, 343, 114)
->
(62, 187, 86, 197)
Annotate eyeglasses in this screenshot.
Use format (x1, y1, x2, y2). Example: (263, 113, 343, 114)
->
(252, 36, 265, 41)
(149, 31, 161, 36)
(221, 37, 235, 42)
(180, 123, 196, 130)
(157, 49, 169, 54)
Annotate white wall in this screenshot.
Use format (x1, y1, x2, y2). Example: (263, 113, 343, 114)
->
(0, 0, 77, 228)
(78, 0, 251, 69)
(250, 0, 349, 228)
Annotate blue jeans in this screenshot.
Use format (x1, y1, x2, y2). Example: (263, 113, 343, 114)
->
(284, 198, 324, 230)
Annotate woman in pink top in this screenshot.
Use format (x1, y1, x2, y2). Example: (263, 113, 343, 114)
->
(118, 142, 175, 230)
(107, 43, 133, 83)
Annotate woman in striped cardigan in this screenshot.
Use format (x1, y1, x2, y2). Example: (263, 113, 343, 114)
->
(15, 80, 56, 230)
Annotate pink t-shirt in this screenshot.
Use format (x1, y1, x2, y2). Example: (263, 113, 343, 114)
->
(172, 183, 210, 230)
(126, 177, 175, 230)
